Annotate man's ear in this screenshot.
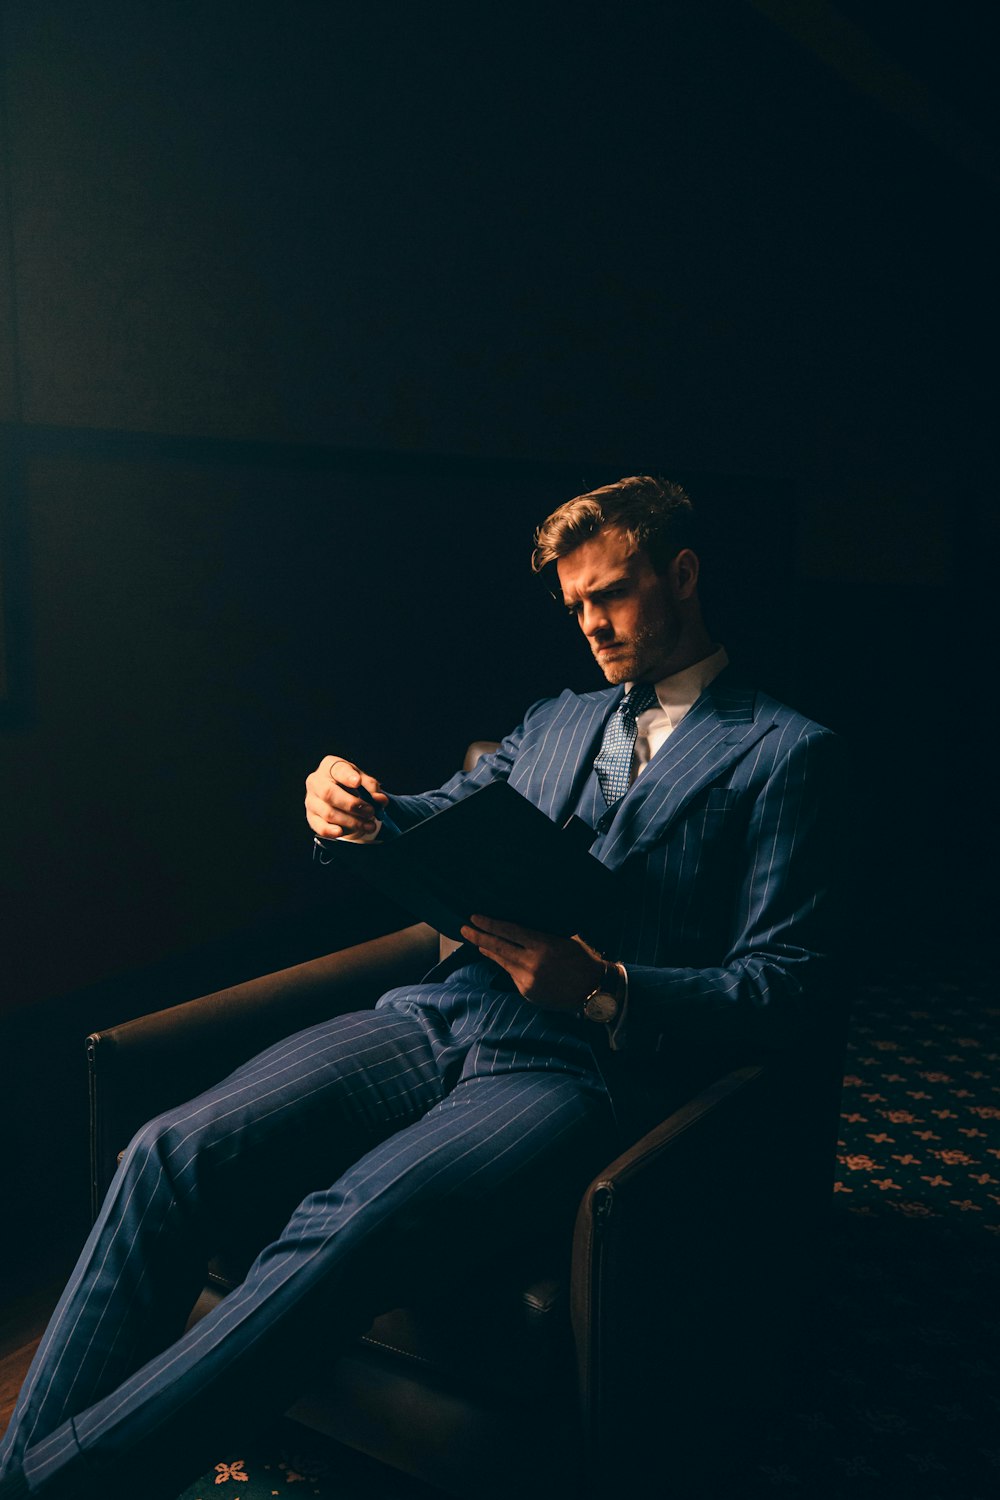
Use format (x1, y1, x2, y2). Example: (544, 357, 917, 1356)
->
(672, 548, 700, 600)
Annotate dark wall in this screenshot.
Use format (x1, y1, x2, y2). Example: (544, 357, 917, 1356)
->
(1, 441, 798, 1011)
(0, 1, 991, 471)
(1, 0, 991, 1006)
(0, 3, 994, 1270)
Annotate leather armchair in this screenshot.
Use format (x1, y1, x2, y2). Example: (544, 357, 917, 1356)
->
(87, 918, 841, 1498)
(86, 746, 843, 1497)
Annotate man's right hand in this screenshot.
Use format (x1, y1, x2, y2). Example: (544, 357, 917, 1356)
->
(304, 755, 390, 841)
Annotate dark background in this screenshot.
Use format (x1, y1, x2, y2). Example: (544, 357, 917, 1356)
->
(0, 1, 995, 1272)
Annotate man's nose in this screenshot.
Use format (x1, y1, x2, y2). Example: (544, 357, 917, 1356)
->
(580, 601, 611, 637)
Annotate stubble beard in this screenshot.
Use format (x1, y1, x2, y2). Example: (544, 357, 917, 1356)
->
(594, 621, 677, 686)
(595, 638, 650, 685)
(596, 653, 635, 686)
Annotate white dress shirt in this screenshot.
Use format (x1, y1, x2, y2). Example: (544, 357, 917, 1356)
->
(631, 645, 730, 783)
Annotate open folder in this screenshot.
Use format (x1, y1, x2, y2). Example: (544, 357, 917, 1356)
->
(317, 779, 619, 942)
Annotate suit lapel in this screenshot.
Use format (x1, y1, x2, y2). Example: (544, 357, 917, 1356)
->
(595, 675, 774, 870)
(508, 686, 620, 826)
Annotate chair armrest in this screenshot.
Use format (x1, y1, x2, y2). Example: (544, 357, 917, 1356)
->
(87, 922, 439, 1216)
(570, 1063, 806, 1488)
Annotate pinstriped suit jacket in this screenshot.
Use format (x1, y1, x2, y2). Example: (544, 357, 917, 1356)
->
(387, 668, 844, 1068)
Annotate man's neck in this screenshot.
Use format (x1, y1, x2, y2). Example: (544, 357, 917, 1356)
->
(640, 628, 717, 686)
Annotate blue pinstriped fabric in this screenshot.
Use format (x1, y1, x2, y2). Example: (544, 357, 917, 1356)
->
(390, 670, 843, 1052)
(5, 1005, 610, 1499)
(0, 667, 842, 1499)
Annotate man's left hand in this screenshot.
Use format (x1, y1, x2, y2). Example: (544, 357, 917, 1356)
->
(459, 915, 605, 1011)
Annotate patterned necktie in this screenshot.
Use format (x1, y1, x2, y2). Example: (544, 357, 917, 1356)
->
(593, 682, 658, 808)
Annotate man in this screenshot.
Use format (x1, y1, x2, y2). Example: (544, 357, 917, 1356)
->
(0, 477, 841, 1500)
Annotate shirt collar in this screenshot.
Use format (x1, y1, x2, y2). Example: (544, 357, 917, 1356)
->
(628, 645, 729, 730)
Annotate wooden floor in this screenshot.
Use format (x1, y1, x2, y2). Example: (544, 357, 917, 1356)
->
(0, 1270, 69, 1443)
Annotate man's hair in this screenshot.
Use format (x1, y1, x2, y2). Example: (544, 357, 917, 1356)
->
(531, 475, 696, 577)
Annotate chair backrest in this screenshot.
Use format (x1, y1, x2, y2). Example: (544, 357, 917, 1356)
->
(463, 739, 499, 772)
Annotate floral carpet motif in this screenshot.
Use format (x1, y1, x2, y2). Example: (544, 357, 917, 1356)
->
(175, 1424, 439, 1499)
(178, 963, 1000, 1499)
(739, 962, 1000, 1498)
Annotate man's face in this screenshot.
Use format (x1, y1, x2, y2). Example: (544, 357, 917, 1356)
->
(556, 527, 685, 685)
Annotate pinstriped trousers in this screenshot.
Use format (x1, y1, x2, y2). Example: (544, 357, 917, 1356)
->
(1, 970, 613, 1499)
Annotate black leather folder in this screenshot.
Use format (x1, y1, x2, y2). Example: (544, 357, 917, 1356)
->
(319, 780, 618, 942)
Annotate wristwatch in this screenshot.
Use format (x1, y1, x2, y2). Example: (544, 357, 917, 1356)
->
(580, 963, 623, 1025)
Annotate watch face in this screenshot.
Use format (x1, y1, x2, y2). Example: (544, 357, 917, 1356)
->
(584, 990, 618, 1024)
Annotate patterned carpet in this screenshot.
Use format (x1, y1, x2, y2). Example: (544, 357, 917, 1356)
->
(738, 963, 1000, 1499)
(177, 964, 1000, 1499)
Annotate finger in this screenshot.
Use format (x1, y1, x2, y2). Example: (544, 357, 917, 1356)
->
(461, 928, 533, 985)
(307, 808, 344, 838)
(306, 783, 375, 822)
(332, 785, 380, 818)
(467, 914, 531, 948)
(358, 771, 390, 807)
(461, 928, 525, 981)
(460, 925, 505, 959)
(308, 814, 345, 838)
(305, 789, 377, 838)
(322, 757, 388, 813)
(332, 793, 380, 834)
(311, 767, 378, 818)
(326, 756, 361, 786)
(305, 771, 350, 813)
(462, 925, 523, 961)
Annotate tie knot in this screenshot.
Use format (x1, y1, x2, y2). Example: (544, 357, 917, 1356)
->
(621, 682, 657, 720)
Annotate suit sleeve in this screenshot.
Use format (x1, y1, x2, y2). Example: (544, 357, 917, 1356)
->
(380, 702, 550, 830)
(617, 726, 847, 1055)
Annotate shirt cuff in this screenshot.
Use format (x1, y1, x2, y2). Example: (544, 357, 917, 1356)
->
(312, 823, 381, 865)
(337, 820, 382, 844)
